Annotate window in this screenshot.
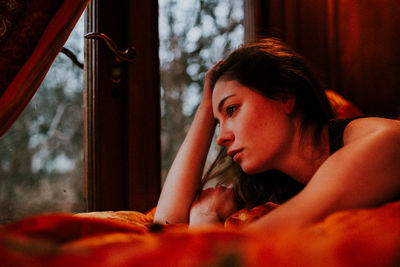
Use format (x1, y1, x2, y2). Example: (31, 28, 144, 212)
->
(0, 1, 250, 221)
(0, 15, 85, 223)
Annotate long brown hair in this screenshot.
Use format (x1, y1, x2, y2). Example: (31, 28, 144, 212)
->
(202, 38, 334, 209)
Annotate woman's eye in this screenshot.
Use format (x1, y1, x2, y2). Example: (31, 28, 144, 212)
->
(226, 105, 238, 117)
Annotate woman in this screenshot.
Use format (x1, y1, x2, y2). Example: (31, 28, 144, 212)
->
(154, 38, 400, 231)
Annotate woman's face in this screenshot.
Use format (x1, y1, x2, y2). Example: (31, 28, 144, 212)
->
(212, 79, 295, 174)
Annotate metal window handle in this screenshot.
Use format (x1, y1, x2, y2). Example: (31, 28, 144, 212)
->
(85, 32, 136, 62)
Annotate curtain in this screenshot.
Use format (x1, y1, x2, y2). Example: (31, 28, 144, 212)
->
(0, 0, 89, 137)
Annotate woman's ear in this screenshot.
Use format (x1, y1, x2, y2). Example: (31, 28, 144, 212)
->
(281, 96, 296, 115)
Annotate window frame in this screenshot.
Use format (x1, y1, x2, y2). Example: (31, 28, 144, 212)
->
(84, 0, 161, 212)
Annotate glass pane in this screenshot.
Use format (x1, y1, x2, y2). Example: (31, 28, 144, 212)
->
(0, 15, 85, 223)
(159, 0, 244, 184)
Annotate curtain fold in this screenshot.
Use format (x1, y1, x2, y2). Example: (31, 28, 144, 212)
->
(0, 0, 89, 137)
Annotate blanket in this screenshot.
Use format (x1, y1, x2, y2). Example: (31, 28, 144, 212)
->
(1, 201, 399, 266)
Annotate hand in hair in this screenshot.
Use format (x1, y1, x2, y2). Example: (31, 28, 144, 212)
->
(200, 60, 224, 107)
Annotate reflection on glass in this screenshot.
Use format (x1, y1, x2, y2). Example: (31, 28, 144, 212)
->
(159, 0, 244, 184)
(0, 15, 85, 223)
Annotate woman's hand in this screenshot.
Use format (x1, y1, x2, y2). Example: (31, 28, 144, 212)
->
(200, 60, 223, 108)
(189, 185, 237, 227)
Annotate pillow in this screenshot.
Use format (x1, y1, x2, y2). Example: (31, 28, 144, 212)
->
(325, 89, 363, 118)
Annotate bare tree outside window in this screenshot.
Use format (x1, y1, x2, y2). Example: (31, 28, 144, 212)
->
(159, 0, 244, 184)
(0, 15, 85, 223)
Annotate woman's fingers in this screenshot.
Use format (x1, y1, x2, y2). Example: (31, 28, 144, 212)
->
(205, 60, 224, 79)
(202, 60, 224, 102)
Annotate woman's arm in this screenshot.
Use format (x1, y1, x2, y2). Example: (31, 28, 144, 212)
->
(153, 68, 218, 224)
(247, 117, 400, 232)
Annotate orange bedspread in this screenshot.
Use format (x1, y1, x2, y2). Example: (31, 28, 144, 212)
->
(1, 201, 399, 266)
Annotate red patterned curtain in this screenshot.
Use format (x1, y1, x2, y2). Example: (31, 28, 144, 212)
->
(0, 0, 89, 137)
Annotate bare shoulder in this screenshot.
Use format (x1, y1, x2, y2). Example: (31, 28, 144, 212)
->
(343, 117, 400, 145)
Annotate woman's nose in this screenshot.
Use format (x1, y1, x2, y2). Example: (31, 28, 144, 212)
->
(216, 126, 234, 146)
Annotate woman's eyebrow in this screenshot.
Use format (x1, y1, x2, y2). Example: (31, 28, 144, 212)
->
(218, 94, 236, 112)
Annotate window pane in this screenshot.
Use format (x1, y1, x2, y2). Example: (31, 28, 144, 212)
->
(0, 15, 85, 223)
(159, 0, 244, 184)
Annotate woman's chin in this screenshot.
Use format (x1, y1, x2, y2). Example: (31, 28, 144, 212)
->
(240, 161, 270, 175)
(240, 164, 261, 175)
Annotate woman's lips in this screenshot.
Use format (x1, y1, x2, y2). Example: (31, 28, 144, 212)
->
(228, 148, 243, 162)
(233, 152, 241, 162)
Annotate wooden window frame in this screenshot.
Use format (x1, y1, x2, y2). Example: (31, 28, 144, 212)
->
(84, 0, 160, 212)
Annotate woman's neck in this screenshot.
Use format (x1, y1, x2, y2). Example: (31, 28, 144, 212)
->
(276, 122, 330, 184)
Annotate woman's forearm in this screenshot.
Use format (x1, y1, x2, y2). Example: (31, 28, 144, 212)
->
(154, 102, 216, 224)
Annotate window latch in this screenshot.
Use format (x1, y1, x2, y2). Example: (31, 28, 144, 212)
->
(85, 32, 136, 62)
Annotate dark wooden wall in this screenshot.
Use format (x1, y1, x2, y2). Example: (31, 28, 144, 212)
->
(250, 0, 400, 118)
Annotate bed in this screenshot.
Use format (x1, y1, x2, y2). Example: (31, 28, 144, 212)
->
(1, 200, 399, 266)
